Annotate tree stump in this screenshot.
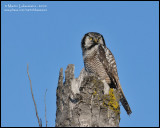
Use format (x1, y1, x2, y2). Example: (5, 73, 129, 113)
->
(55, 64, 120, 127)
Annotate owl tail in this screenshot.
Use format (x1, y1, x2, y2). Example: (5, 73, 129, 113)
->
(117, 80, 132, 115)
(120, 92, 132, 115)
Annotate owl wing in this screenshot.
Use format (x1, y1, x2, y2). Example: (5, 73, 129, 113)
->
(98, 45, 118, 88)
(98, 45, 132, 115)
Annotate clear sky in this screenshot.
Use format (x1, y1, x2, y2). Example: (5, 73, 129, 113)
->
(1, 1, 159, 127)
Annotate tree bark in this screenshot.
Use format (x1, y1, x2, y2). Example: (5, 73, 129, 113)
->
(55, 64, 120, 127)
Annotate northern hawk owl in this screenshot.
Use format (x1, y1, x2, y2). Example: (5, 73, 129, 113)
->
(81, 32, 132, 115)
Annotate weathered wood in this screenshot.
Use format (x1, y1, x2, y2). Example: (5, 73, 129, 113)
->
(56, 64, 120, 127)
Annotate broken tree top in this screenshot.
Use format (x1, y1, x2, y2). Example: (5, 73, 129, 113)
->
(56, 64, 120, 127)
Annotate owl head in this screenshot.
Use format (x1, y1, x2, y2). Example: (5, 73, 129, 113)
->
(81, 32, 106, 53)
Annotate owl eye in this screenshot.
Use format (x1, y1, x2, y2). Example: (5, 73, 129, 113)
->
(89, 37, 93, 40)
(98, 38, 101, 41)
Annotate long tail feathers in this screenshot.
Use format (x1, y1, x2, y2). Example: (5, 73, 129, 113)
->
(120, 93, 132, 115)
(115, 79, 132, 115)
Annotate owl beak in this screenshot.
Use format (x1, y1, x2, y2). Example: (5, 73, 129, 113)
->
(94, 39, 98, 43)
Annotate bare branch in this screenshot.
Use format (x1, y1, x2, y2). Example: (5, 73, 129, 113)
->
(27, 64, 42, 127)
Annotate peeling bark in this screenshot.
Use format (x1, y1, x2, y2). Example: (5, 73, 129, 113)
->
(56, 64, 120, 127)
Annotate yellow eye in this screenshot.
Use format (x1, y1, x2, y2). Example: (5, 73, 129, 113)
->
(98, 38, 101, 41)
(89, 37, 93, 40)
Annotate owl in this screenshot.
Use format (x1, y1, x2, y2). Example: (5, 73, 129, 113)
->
(81, 32, 132, 115)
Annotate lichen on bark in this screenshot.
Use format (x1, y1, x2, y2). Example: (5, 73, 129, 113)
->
(55, 64, 120, 127)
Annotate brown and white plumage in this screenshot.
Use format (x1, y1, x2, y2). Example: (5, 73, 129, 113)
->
(81, 32, 132, 115)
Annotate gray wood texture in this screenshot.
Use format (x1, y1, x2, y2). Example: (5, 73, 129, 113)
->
(56, 64, 120, 127)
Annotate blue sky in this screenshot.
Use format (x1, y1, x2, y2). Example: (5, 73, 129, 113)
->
(1, 1, 159, 127)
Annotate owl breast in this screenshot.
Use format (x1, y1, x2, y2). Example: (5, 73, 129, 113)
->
(83, 47, 111, 83)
